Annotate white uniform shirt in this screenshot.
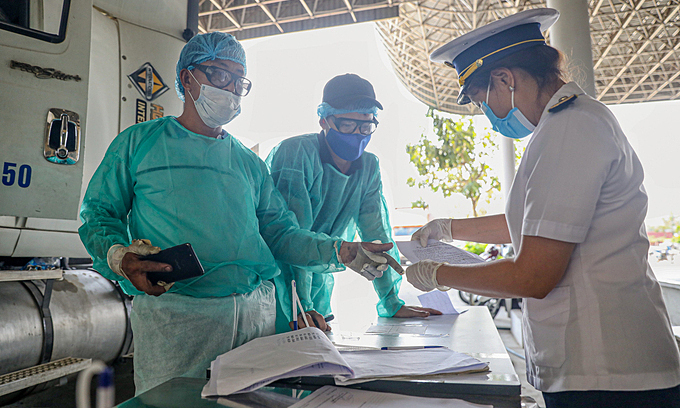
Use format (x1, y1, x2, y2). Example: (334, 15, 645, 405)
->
(506, 81, 680, 392)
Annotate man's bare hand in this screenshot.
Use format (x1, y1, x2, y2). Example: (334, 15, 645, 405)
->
(288, 310, 331, 332)
(121, 252, 172, 296)
(392, 305, 442, 318)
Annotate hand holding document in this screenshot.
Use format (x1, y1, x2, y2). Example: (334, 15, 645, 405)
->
(289, 386, 493, 408)
(396, 239, 484, 265)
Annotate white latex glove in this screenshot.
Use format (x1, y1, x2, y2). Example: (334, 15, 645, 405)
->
(406, 260, 450, 292)
(411, 219, 453, 248)
(349, 245, 388, 281)
(335, 242, 386, 281)
(107, 239, 161, 279)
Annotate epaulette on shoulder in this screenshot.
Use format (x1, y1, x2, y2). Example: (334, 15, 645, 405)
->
(548, 94, 578, 113)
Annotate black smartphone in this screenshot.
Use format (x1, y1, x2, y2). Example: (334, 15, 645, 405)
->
(141, 243, 205, 285)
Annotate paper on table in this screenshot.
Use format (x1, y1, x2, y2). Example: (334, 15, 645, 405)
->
(289, 386, 493, 408)
(417, 290, 463, 315)
(202, 327, 354, 397)
(217, 388, 299, 408)
(365, 324, 428, 335)
(396, 240, 485, 265)
(334, 348, 488, 386)
(202, 328, 483, 398)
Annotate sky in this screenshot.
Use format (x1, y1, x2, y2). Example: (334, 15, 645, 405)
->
(227, 21, 680, 229)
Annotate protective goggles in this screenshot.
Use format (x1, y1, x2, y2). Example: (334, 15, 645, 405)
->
(193, 65, 252, 97)
(328, 116, 379, 136)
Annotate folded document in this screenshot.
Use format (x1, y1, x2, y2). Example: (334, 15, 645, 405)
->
(202, 327, 488, 397)
(203, 328, 352, 397)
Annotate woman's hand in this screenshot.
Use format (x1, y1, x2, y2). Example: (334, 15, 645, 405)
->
(411, 219, 453, 247)
(405, 260, 450, 292)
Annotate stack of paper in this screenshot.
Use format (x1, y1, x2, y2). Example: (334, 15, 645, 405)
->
(202, 327, 489, 398)
(202, 328, 354, 397)
(335, 348, 488, 385)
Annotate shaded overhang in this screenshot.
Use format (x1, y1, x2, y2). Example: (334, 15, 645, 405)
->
(199, 0, 680, 114)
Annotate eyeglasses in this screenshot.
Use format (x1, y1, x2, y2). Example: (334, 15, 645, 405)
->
(193, 65, 252, 97)
(328, 116, 379, 136)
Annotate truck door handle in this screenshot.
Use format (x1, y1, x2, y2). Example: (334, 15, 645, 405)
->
(44, 109, 81, 165)
(57, 113, 70, 159)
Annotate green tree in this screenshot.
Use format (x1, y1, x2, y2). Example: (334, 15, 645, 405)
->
(406, 108, 501, 217)
(650, 214, 680, 243)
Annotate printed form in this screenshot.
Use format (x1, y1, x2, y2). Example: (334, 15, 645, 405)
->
(396, 239, 485, 265)
(289, 386, 492, 408)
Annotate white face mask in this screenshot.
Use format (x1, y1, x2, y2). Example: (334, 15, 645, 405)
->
(187, 71, 241, 129)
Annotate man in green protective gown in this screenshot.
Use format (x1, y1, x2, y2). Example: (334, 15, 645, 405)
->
(267, 74, 441, 333)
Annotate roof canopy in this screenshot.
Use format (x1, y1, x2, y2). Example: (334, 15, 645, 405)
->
(199, 0, 680, 114)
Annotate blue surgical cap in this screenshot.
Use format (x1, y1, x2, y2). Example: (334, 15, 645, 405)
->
(175, 32, 247, 101)
(316, 102, 380, 120)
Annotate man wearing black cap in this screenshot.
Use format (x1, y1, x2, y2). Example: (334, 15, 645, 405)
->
(266, 73, 441, 332)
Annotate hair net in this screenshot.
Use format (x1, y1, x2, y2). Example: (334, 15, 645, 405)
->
(316, 102, 380, 119)
(175, 32, 247, 101)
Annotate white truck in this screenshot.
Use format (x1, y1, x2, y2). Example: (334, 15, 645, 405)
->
(0, 0, 192, 400)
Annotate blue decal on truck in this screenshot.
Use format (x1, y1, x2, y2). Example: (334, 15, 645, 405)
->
(2, 162, 32, 188)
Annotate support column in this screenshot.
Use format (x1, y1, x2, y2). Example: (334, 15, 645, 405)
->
(500, 136, 515, 324)
(546, 0, 596, 97)
(500, 137, 515, 200)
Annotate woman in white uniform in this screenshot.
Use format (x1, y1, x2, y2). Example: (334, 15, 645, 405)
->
(406, 8, 680, 408)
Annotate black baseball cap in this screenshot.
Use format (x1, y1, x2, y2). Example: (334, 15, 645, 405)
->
(322, 74, 383, 110)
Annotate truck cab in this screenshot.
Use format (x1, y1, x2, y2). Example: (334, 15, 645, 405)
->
(0, 0, 188, 259)
(0, 0, 191, 399)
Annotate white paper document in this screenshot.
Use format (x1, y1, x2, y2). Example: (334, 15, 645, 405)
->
(418, 290, 463, 315)
(365, 324, 428, 335)
(202, 328, 354, 397)
(289, 386, 493, 408)
(397, 239, 485, 265)
(202, 327, 488, 398)
(335, 348, 489, 385)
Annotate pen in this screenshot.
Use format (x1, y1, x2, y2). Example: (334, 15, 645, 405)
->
(292, 280, 298, 330)
(380, 346, 446, 350)
(294, 288, 310, 328)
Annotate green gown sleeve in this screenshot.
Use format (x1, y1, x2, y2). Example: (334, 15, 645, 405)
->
(255, 157, 342, 271)
(265, 144, 321, 313)
(357, 160, 405, 317)
(78, 129, 136, 284)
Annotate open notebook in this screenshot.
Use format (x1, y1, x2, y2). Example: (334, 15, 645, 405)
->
(202, 327, 488, 397)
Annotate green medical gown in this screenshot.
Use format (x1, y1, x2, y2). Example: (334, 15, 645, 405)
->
(266, 133, 405, 329)
(79, 117, 342, 298)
